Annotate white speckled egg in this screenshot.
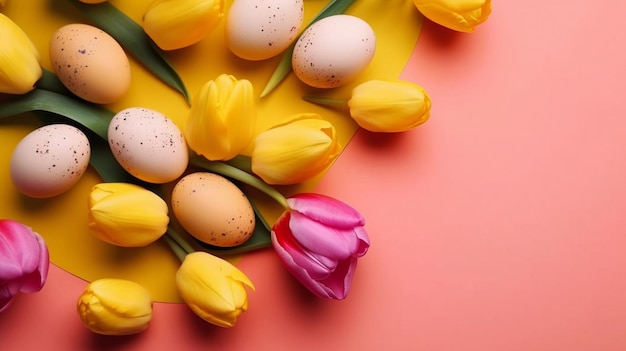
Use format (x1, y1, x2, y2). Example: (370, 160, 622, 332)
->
(171, 172, 255, 247)
(49, 23, 131, 104)
(10, 124, 91, 198)
(108, 107, 188, 184)
(292, 14, 376, 88)
(225, 0, 304, 61)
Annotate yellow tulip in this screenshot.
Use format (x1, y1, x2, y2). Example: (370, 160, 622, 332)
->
(347, 79, 431, 133)
(0, 13, 42, 94)
(77, 278, 153, 335)
(176, 251, 254, 328)
(251, 114, 341, 185)
(184, 74, 256, 161)
(142, 0, 225, 51)
(88, 183, 169, 247)
(413, 0, 491, 32)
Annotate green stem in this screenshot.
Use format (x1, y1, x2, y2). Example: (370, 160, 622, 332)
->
(166, 227, 196, 255)
(163, 234, 187, 262)
(190, 155, 290, 209)
(302, 95, 350, 110)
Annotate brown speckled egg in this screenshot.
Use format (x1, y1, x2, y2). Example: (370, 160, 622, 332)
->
(171, 172, 255, 247)
(292, 14, 376, 88)
(49, 23, 131, 104)
(225, 0, 304, 61)
(10, 124, 91, 198)
(107, 107, 188, 184)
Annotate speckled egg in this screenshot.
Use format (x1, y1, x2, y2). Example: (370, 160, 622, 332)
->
(10, 124, 91, 198)
(49, 23, 131, 104)
(225, 0, 304, 61)
(292, 14, 376, 88)
(171, 172, 255, 247)
(107, 107, 188, 184)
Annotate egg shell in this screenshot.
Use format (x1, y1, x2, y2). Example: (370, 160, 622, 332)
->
(225, 0, 304, 61)
(10, 124, 91, 198)
(49, 23, 131, 104)
(292, 14, 376, 88)
(171, 172, 255, 247)
(108, 107, 188, 184)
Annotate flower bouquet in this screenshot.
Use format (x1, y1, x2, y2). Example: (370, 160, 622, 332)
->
(0, 0, 490, 336)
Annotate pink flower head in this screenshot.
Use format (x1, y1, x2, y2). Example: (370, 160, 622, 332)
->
(271, 193, 370, 299)
(0, 219, 50, 312)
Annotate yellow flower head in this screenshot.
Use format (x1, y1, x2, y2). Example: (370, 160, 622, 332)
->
(88, 183, 169, 247)
(413, 0, 491, 32)
(348, 79, 431, 133)
(251, 114, 341, 185)
(142, 0, 225, 50)
(185, 74, 256, 161)
(176, 251, 255, 328)
(0, 13, 42, 94)
(77, 278, 153, 335)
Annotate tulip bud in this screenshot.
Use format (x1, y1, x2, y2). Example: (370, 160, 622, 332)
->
(77, 278, 153, 335)
(0, 13, 42, 94)
(412, 0, 491, 32)
(142, 0, 225, 51)
(176, 251, 254, 328)
(348, 79, 431, 133)
(0, 219, 49, 312)
(271, 193, 370, 299)
(185, 74, 256, 161)
(251, 114, 341, 185)
(88, 183, 169, 247)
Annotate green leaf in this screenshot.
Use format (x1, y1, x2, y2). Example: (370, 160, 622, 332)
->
(67, 0, 190, 104)
(0, 89, 113, 139)
(260, 0, 358, 97)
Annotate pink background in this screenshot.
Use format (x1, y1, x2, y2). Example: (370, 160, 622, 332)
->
(3, 0, 626, 350)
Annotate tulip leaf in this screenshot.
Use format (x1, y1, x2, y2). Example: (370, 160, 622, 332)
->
(0, 89, 112, 139)
(260, 0, 357, 97)
(67, 0, 191, 104)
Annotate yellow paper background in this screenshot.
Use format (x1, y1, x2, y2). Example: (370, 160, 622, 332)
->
(0, 0, 422, 302)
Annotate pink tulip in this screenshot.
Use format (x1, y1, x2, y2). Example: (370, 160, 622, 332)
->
(271, 193, 370, 299)
(0, 219, 49, 312)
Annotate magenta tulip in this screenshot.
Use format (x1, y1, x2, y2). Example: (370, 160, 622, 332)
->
(0, 219, 49, 312)
(271, 193, 370, 299)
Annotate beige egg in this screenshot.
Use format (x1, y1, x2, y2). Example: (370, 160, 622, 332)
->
(10, 124, 91, 198)
(292, 15, 376, 88)
(49, 23, 131, 104)
(171, 172, 255, 247)
(107, 107, 188, 184)
(225, 0, 304, 61)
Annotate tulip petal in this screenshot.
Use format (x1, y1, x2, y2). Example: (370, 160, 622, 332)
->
(176, 252, 253, 328)
(354, 226, 371, 257)
(288, 193, 365, 229)
(0, 221, 47, 282)
(320, 256, 358, 299)
(288, 212, 359, 260)
(272, 213, 336, 277)
(251, 117, 341, 185)
(271, 230, 333, 299)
